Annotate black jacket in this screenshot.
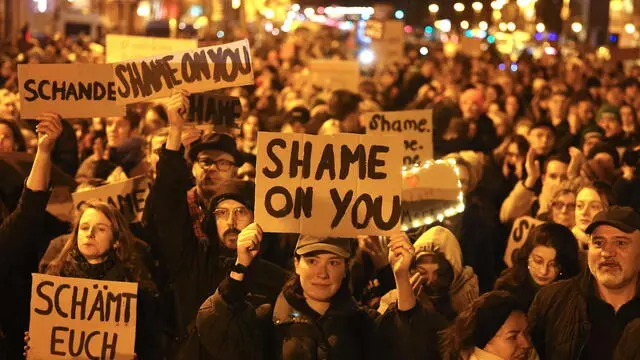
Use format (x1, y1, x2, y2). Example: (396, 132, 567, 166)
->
(0, 187, 51, 360)
(529, 270, 640, 360)
(196, 276, 447, 360)
(143, 147, 289, 359)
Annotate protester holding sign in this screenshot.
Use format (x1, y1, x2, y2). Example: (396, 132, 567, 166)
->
(0, 112, 62, 359)
(495, 223, 580, 310)
(196, 230, 447, 360)
(143, 90, 288, 359)
(40, 200, 160, 358)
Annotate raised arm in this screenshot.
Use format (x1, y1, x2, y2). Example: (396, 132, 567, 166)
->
(0, 113, 62, 262)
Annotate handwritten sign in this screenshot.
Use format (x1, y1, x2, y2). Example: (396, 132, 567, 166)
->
(28, 274, 137, 360)
(400, 159, 463, 231)
(370, 20, 405, 65)
(71, 176, 149, 223)
(188, 92, 242, 127)
(18, 64, 124, 118)
(308, 60, 360, 93)
(106, 34, 198, 63)
(255, 132, 403, 236)
(113, 39, 254, 104)
(365, 110, 433, 165)
(504, 216, 545, 268)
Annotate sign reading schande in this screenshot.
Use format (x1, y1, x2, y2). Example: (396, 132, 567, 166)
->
(18, 64, 125, 118)
(255, 132, 403, 237)
(113, 39, 253, 104)
(27, 274, 138, 360)
(365, 109, 433, 165)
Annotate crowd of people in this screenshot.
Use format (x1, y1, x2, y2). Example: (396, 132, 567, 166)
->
(1, 22, 640, 360)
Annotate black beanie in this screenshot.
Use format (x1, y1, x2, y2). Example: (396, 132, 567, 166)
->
(473, 291, 522, 349)
(208, 180, 255, 211)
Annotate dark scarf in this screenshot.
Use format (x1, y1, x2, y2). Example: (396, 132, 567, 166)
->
(65, 247, 120, 280)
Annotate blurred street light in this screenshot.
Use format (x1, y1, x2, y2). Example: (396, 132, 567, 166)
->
(454, 3, 465, 12)
(536, 23, 545, 32)
(232, 0, 241, 10)
(435, 19, 452, 32)
(507, 22, 516, 31)
(420, 47, 429, 55)
(571, 22, 583, 33)
(499, 22, 507, 31)
(136, 1, 151, 17)
(479, 21, 488, 30)
(472, 2, 483, 12)
(461, 20, 469, 29)
(395, 10, 405, 19)
(625, 23, 636, 34)
(428, 4, 440, 13)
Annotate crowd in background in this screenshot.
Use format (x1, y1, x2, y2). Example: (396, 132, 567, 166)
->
(1, 22, 640, 360)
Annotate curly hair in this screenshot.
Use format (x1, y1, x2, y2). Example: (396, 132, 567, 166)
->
(46, 200, 156, 293)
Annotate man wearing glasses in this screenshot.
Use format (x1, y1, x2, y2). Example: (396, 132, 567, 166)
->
(528, 206, 640, 359)
(144, 90, 287, 359)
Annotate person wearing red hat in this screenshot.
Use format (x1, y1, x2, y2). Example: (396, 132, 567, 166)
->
(459, 88, 500, 154)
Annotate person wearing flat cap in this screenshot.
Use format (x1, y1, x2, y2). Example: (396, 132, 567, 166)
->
(143, 90, 287, 359)
(529, 206, 640, 360)
(196, 232, 448, 360)
(440, 291, 532, 360)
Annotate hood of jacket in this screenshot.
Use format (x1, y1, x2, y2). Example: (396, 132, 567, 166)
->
(414, 226, 463, 276)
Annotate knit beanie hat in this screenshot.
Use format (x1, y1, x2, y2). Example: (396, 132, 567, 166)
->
(596, 104, 621, 123)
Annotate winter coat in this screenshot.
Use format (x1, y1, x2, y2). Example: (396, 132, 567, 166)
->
(499, 181, 537, 224)
(196, 276, 447, 360)
(528, 270, 640, 360)
(378, 226, 479, 317)
(0, 187, 50, 360)
(142, 147, 289, 359)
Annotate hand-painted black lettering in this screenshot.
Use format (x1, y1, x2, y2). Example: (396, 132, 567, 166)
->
(117, 193, 135, 219)
(141, 60, 164, 94)
(87, 289, 105, 322)
(105, 292, 122, 322)
(207, 47, 224, 82)
(193, 50, 212, 80)
(54, 284, 70, 318)
(126, 63, 143, 98)
(315, 144, 336, 180)
(289, 141, 311, 178)
(34, 280, 54, 315)
(237, 46, 252, 75)
(66, 82, 78, 101)
(340, 144, 366, 180)
(352, 194, 374, 229)
(293, 187, 313, 218)
(164, 58, 182, 87)
(133, 188, 146, 213)
(115, 64, 131, 98)
(102, 332, 118, 360)
(107, 82, 116, 101)
(78, 81, 92, 100)
(181, 52, 197, 83)
(50, 326, 68, 355)
(93, 82, 106, 101)
(263, 138, 285, 178)
(121, 292, 137, 323)
(368, 145, 388, 179)
(38, 80, 51, 100)
(51, 80, 65, 100)
(220, 48, 239, 82)
(369, 114, 381, 130)
(68, 329, 85, 357)
(84, 331, 101, 359)
(189, 94, 205, 123)
(70, 286, 88, 320)
(23, 79, 38, 101)
(373, 195, 401, 230)
(265, 186, 293, 217)
(330, 189, 353, 228)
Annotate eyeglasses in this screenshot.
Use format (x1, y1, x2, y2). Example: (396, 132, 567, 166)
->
(197, 157, 234, 171)
(213, 207, 251, 222)
(551, 201, 576, 212)
(528, 255, 561, 275)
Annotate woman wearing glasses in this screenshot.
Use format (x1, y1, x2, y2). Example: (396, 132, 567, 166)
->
(547, 188, 577, 229)
(494, 223, 580, 310)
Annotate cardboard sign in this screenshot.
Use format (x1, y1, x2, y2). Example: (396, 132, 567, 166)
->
(18, 64, 125, 118)
(255, 132, 403, 237)
(28, 274, 138, 360)
(71, 176, 149, 223)
(400, 159, 463, 231)
(365, 110, 433, 165)
(370, 20, 405, 65)
(504, 216, 545, 268)
(188, 92, 242, 127)
(113, 39, 254, 104)
(308, 60, 360, 93)
(106, 34, 198, 63)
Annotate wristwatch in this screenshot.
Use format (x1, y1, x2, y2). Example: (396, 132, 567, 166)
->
(230, 263, 248, 275)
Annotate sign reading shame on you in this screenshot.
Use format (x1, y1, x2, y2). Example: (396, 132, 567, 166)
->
(255, 132, 403, 237)
(28, 274, 138, 360)
(113, 39, 254, 104)
(18, 64, 125, 118)
(365, 109, 433, 166)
